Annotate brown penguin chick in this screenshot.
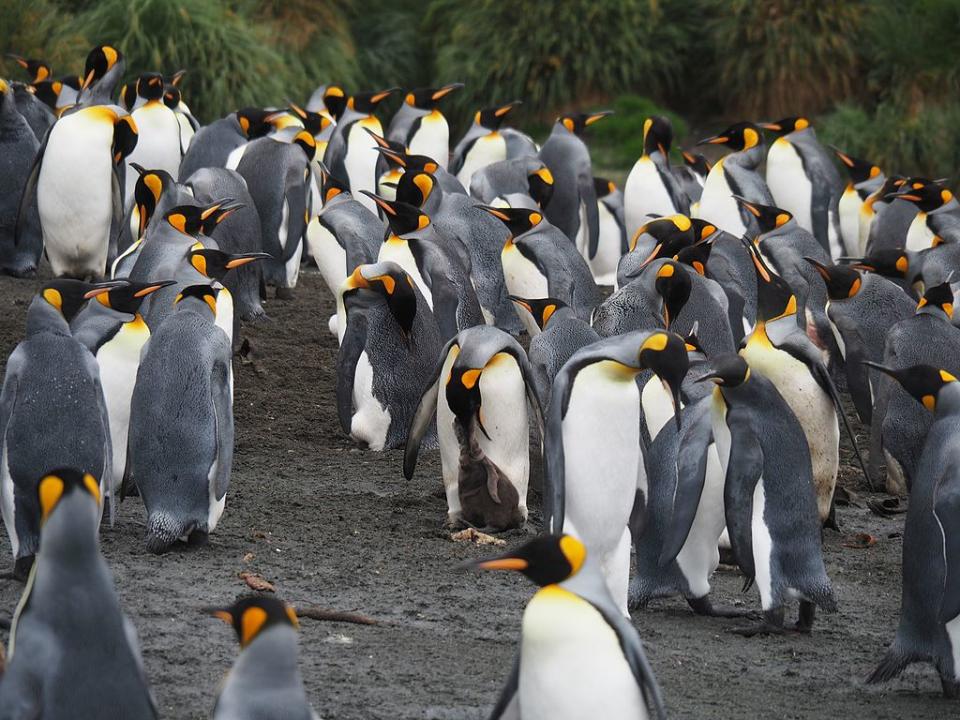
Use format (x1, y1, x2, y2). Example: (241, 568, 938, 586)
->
(454, 419, 523, 532)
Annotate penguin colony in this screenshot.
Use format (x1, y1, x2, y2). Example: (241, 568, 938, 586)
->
(0, 41, 958, 718)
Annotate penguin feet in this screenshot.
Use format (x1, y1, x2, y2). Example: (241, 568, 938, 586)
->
(275, 286, 295, 300)
(793, 600, 816, 634)
(940, 675, 960, 699)
(727, 608, 786, 637)
(686, 595, 758, 619)
(2, 555, 36, 582)
(187, 530, 209, 547)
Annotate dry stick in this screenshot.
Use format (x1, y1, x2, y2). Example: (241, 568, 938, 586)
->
(294, 605, 378, 626)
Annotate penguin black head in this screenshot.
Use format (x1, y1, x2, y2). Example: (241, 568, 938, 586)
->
(445, 362, 491, 439)
(832, 147, 882, 185)
(81, 45, 122, 91)
(318, 163, 350, 204)
(592, 177, 616, 200)
(890, 181, 954, 213)
(846, 248, 910, 279)
(40, 279, 119, 321)
(343, 264, 418, 338)
(37, 468, 101, 525)
(362, 193, 430, 236)
(162, 85, 182, 110)
(528, 166, 555, 208)
(95, 279, 175, 315)
(804, 257, 863, 300)
(478, 206, 543, 240)
(235, 107, 281, 139)
(7, 54, 51, 83)
(760, 117, 811, 137)
(870, 175, 907, 206)
(917, 281, 954, 318)
(31, 79, 63, 110)
(733, 196, 792, 234)
(653, 261, 692, 329)
(112, 114, 139, 165)
(322, 85, 347, 120)
(165, 200, 242, 237)
(473, 533, 586, 586)
(405, 83, 463, 110)
(131, 164, 175, 236)
(349, 88, 398, 115)
(367, 131, 414, 168)
(863, 362, 957, 413)
(288, 103, 332, 136)
(188, 249, 271, 282)
(475, 101, 520, 130)
(690, 218, 719, 243)
(699, 122, 762, 151)
(394, 171, 437, 208)
(674, 240, 712, 276)
(208, 595, 299, 648)
(744, 240, 796, 322)
(508, 296, 567, 332)
(681, 150, 711, 176)
(292, 129, 318, 161)
(638, 331, 690, 429)
(119, 82, 136, 110)
(0, 78, 8, 97)
(174, 284, 221, 316)
(632, 214, 695, 258)
(135, 72, 165, 102)
(697, 354, 751, 388)
(684, 328, 705, 357)
(558, 110, 613, 136)
(643, 115, 673, 157)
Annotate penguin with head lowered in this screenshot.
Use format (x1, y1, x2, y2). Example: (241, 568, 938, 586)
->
(832, 147, 884, 256)
(538, 110, 612, 259)
(208, 596, 317, 720)
(544, 330, 688, 613)
(19, 103, 138, 279)
(698, 354, 837, 634)
(473, 534, 667, 720)
(0, 280, 113, 578)
(761, 117, 844, 259)
(694, 121, 774, 237)
(623, 115, 690, 240)
(386, 83, 462, 168)
(404, 326, 543, 530)
(128, 284, 234, 552)
(0, 78, 42, 278)
(863, 364, 960, 697)
(76, 45, 125, 106)
(337, 261, 443, 451)
(468, 156, 554, 208)
(0, 468, 157, 719)
(450, 101, 521, 189)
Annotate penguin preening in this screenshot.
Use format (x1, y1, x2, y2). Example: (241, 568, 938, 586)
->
(404, 326, 543, 530)
(473, 534, 667, 720)
(76, 45, 125, 106)
(0, 468, 158, 719)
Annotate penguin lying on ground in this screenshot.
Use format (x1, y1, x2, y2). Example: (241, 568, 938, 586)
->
(472, 534, 667, 720)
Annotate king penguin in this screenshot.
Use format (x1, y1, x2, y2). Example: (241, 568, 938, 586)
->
(451, 101, 521, 190)
(0, 280, 112, 578)
(208, 596, 317, 720)
(76, 45, 125, 106)
(128, 284, 233, 553)
(0, 468, 157, 719)
(386, 83, 462, 168)
(124, 73, 183, 201)
(892, 180, 960, 252)
(0, 78, 42, 278)
(473, 533, 667, 720)
(404, 326, 543, 530)
(623, 115, 690, 240)
(832, 147, 884, 256)
(589, 177, 628, 285)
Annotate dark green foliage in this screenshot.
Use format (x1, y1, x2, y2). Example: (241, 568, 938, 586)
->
(590, 95, 690, 171)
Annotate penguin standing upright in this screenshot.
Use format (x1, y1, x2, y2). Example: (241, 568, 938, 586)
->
(700, 354, 837, 634)
(404, 326, 542, 530)
(178, 107, 279, 181)
(451, 102, 520, 189)
(208, 596, 316, 720)
(623, 115, 690, 239)
(128, 284, 234, 553)
(544, 331, 688, 613)
(386, 83, 462, 167)
(474, 534, 667, 720)
(695, 122, 773, 237)
(0, 468, 157, 719)
(832, 148, 884, 256)
(21, 105, 138, 278)
(124, 73, 183, 201)
(761, 117, 844, 258)
(0, 281, 112, 577)
(589, 177, 627, 285)
(71, 280, 175, 498)
(0, 78, 42, 277)
(10, 80, 55, 141)
(863, 176, 916, 255)
(864, 363, 960, 697)
(893, 181, 960, 251)
(538, 111, 611, 258)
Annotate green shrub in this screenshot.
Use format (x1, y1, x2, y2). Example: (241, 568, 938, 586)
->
(591, 95, 689, 169)
(0, 0, 89, 80)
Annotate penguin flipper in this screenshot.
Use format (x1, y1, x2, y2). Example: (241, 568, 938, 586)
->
(86, 350, 115, 523)
(0, 618, 49, 717)
(336, 312, 369, 435)
(722, 422, 762, 580)
(486, 650, 521, 720)
(659, 400, 713, 567)
(13, 132, 47, 249)
(543, 359, 575, 534)
(578, 167, 600, 259)
(403, 338, 459, 479)
(841, 331, 874, 425)
(210, 357, 235, 501)
(935, 470, 960, 623)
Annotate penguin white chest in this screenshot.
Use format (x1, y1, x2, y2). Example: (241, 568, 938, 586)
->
(349, 351, 392, 451)
(905, 212, 935, 251)
(858, 203, 875, 253)
(346, 117, 384, 212)
(624, 156, 676, 238)
(377, 240, 432, 309)
(306, 217, 347, 296)
(501, 243, 548, 334)
(519, 586, 647, 720)
(590, 200, 623, 286)
(408, 110, 450, 169)
(694, 159, 746, 236)
(126, 104, 182, 200)
(838, 187, 862, 256)
(766, 138, 813, 234)
(457, 132, 506, 190)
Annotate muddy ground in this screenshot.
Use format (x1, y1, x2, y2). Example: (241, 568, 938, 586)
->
(0, 269, 954, 719)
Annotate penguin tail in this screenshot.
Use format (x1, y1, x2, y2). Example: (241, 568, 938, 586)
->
(145, 512, 187, 554)
(867, 645, 916, 684)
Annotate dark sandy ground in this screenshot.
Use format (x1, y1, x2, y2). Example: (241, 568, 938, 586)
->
(0, 269, 955, 719)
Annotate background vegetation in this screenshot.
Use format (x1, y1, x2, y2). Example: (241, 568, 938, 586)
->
(2, 0, 958, 178)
